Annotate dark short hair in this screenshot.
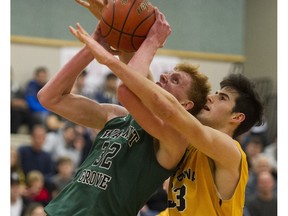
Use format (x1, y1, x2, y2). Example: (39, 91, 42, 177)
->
(220, 73, 264, 138)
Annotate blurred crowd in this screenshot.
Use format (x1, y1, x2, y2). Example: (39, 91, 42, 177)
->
(11, 66, 122, 216)
(11, 66, 277, 216)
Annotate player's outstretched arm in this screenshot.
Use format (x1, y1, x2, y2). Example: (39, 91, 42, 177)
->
(69, 9, 171, 121)
(70, 22, 241, 172)
(38, 25, 127, 129)
(71, 18, 189, 170)
(70, 22, 177, 122)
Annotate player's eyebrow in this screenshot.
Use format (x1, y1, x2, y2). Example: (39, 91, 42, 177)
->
(216, 91, 230, 100)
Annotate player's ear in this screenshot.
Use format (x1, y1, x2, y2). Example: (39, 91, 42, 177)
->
(181, 100, 194, 111)
(232, 113, 245, 123)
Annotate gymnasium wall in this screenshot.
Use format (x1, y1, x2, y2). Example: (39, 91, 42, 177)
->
(11, 0, 246, 92)
(11, 0, 276, 94)
(11, 0, 245, 55)
(244, 0, 277, 94)
(10, 43, 235, 94)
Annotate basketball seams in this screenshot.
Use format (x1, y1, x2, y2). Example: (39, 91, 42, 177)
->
(100, 0, 116, 38)
(131, 11, 155, 50)
(100, 0, 155, 52)
(100, 18, 148, 38)
(117, 0, 138, 49)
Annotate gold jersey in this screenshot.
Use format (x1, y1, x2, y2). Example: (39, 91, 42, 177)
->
(158, 141, 248, 216)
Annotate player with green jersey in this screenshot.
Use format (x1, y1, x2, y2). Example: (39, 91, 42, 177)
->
(39, 6, 210, 216)
(45, 114, 172, 215)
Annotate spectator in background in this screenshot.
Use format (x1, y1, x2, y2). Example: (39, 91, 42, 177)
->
(245, 171, 277, 216)
(74, 124, 94, 164)
(18, 125, 55, 184)
(245, 153, 274, 199)
(93, 72, 119, 104)
(11, 68, 35, 134)
(244, 134, 265, 169)
(50, 156, 75, 199)
(23, 202, 46, 216)
(263, 135, 277, 178)
(71, 69, 94, 98)
(43, 121, 84, 168)
(249, 119, 269, 147)
(45, 114, 63, 133)
(237, 120, 269, 150)
(24, 66, 50, 125)
(11, 172, 29, 216)
(23, 171, 51, 206)
(11, 145, 26, 191)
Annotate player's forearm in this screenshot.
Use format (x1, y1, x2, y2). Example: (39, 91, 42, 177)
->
(117, 36, 158, 105)
(117, 36, 157, 100)
(128, 37, 158, 76)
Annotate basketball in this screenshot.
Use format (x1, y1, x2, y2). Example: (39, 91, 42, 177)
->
(99, 0, 156, 52)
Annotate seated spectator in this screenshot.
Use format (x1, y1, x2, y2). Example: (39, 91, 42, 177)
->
(244, 134, 265, 169)
(23, 202, 46, 216)
(43, 121, 84, 168)
(237, 119, 269, 150)
(50, 156, 75, 198)
(71, 69, 94, 98)
(263, 136, 277, 178)
(11, 172, 30, 216)
(74, 124, 93, 164)
(11, 145, 26, 188)
(24, 66, 50, 125)
(11, 68, 35, 134)
(245, 153, 274, 199)
(245, 171, 277, 216)
(45, 114, 64, 133)
(18, 125, 55, 184)
(24, 170, 51, 206)
(93, 72, 119, 104)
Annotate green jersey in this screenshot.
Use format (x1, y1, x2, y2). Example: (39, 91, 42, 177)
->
(45, 114, 173, 216)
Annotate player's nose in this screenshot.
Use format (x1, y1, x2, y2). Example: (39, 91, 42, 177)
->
(207, 94, 214, 103)
(160, 74, 168, 84)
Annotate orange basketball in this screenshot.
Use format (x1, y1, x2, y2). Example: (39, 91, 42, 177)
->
(99, 0, 156, 52)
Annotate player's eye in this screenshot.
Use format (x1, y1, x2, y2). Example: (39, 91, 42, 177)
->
(220, 95, 225, 100)
(172, 78, 179, 84)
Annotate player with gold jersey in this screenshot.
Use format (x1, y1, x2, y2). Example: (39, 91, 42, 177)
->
(158, 141, 248, 216)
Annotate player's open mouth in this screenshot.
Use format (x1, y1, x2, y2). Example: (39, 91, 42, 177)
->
(156, 82, 162, 87)
(203, 105, 210, 111)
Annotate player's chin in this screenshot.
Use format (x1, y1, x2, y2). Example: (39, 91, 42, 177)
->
(196, 109, 207, 119)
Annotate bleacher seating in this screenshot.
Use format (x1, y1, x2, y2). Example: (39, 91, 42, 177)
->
(11, 133, 31, 148)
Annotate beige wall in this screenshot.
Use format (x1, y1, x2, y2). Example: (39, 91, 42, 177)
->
(11, 44, 60, 88)
(244, 0, 277, 93)
(11, 43, 234, 93)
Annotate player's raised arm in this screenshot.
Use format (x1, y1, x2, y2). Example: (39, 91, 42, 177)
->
(38, 24, 127, 129)
(70, 21, 242, 169)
